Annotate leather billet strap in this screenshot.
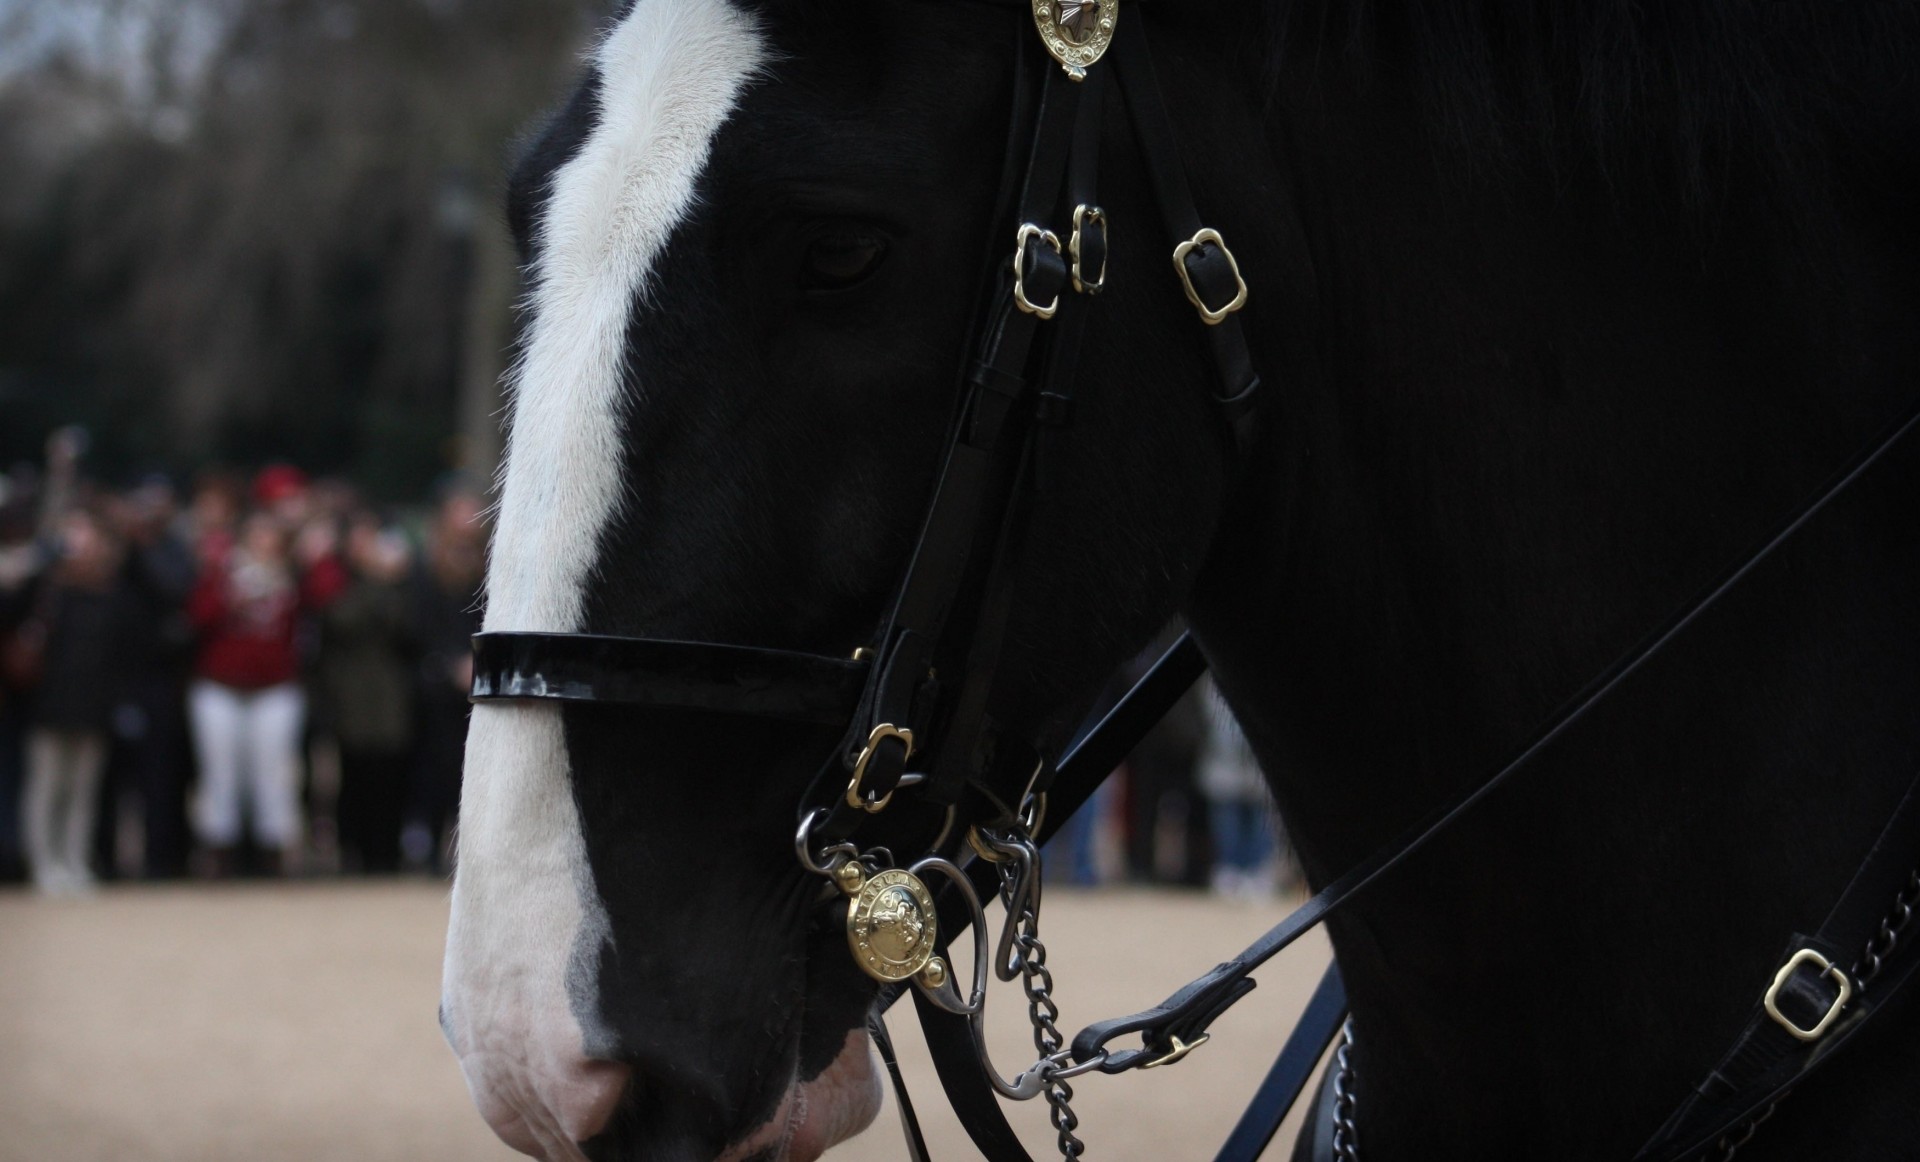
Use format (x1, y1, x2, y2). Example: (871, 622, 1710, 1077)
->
(1108, 16, 1262, 457)
(1633, 770, 1920, 1161)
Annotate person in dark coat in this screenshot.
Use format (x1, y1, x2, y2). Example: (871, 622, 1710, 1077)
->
(21, 508, 133, 894)
(318, 514, 417, 873)
(1124, 682, 1210, 886)
(110, 478, 198, 878)
(0, 485, 50, 884)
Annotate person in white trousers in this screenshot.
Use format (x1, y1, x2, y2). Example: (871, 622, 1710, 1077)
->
(23, 730, 106, 894)
(188, 680, 305, 857)
(185, 497, 344, 876)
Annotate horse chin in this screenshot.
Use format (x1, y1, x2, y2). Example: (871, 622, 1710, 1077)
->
(718, 1028, 881, 1162)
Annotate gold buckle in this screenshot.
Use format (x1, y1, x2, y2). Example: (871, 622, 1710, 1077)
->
(1763, 948, 1852, 1042)
(846, 723, 915, 813)
(1172, 227, 1248, 325)
(1139, 1033, 1210, 1069)
(1070, 204, 1107, 295)
(1013, 224, 1064, 319)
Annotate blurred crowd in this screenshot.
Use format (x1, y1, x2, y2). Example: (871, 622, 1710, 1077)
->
(1044, 645, 1301, 900)
(0, 428, 1293, 901)
(0, 428, 485, 893)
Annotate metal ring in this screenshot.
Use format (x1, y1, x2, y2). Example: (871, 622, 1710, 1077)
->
(1044, 1048, 1110, 1081)
(1020, 792, 1048, 838)
(927, 803, 960, 854)
(794, 808, 860, 877)
(967, 826, 1015, 865)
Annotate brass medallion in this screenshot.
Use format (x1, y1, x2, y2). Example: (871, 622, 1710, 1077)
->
(1032, 0, 1119, 80)
(845, 868, 939, 983)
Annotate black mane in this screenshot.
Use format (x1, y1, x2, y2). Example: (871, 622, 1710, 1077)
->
(1246, 0, 1920, 201)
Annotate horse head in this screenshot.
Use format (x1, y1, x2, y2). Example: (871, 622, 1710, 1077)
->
(440, 3, 1274, 1158)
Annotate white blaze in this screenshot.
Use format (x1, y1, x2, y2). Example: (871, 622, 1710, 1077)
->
(443, 1, 767, 1157)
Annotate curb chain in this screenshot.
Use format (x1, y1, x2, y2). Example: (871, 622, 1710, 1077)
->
(1012, 883, 1087, 1159)
(1851, 867, 1920, 988)
(1331, 1020, 1359, 1162)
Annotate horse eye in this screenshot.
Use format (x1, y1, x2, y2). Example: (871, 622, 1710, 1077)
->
(800, 230, 890, 293)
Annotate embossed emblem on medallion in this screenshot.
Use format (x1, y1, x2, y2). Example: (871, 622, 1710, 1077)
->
(845, 868, 939, 983)
(1032, 0, 1119, 79)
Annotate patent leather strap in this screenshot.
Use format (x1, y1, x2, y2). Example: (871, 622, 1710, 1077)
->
(471, 633, 868, 725)
(1634, 770, 1920, 1161)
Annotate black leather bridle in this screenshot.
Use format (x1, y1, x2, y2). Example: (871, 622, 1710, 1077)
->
(471, 4, 1920, 1159)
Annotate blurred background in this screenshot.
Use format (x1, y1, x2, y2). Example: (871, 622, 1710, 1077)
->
(0, 0, 603, 492)
(0, 2, 1316, 1158)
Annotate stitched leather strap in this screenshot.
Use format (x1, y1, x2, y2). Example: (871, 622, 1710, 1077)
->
(1634, 771, 1920, 1160)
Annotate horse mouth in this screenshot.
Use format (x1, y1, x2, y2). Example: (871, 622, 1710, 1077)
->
(715, 1027, 881, 1162)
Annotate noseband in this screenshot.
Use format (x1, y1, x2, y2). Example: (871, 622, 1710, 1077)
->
(472, 4, 1920, 1159)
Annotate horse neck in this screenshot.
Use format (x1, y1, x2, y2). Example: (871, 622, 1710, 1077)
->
(1176, 40, 1920, 1153)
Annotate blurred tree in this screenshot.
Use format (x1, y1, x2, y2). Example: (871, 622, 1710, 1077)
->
(0, 0, 608, 498)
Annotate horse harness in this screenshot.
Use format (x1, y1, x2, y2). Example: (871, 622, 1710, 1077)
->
(469, 3, 1920, 1158)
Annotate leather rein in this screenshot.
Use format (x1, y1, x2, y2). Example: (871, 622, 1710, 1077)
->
(470, 4, 1920, 1158)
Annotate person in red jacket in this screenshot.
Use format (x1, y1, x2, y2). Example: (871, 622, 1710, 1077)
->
(186, 494, 340, 876)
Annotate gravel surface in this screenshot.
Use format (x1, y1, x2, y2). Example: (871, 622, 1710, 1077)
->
(0, 881, 1330, 1162)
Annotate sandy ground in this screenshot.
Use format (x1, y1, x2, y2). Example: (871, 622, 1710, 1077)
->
(0, 881, 1331, 1162)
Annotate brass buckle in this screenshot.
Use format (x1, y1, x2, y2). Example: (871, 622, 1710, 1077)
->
(1139, 1032, 1210, 1069)
(1172, 227, 1248, 325)
(1013, 224, 1064, 319)
(845, 723, 915, 814)
(1070, 204, 1107, 295)
(1763, 948, 1852, 1042)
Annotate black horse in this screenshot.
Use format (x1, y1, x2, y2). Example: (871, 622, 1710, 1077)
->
(439, 1, 1920, 1159)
